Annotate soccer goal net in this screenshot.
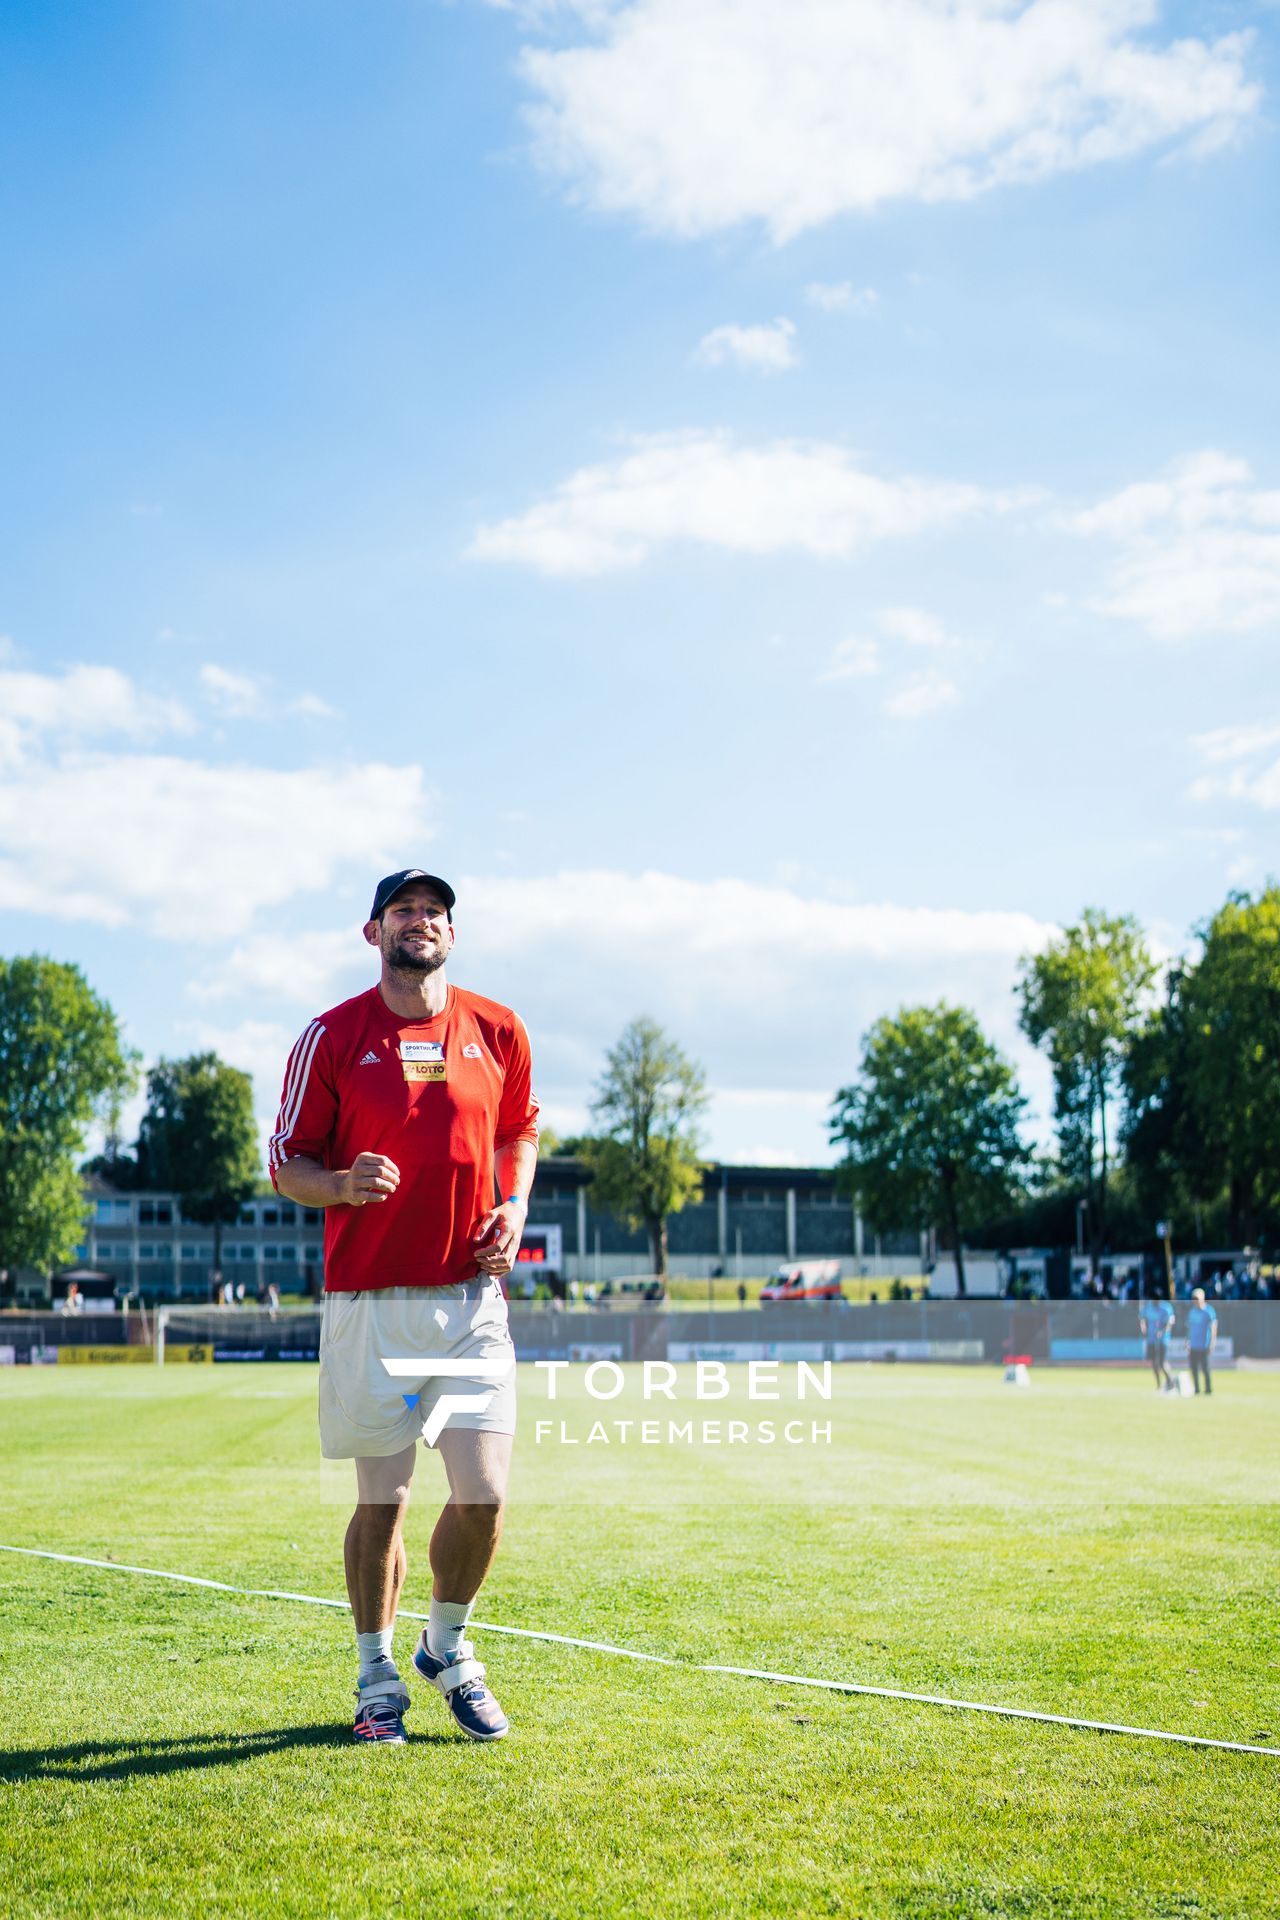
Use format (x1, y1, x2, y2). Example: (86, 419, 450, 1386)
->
(155, 1305, 323, 1364)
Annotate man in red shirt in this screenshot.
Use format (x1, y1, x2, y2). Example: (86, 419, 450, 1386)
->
(271, 869, 539, 1744)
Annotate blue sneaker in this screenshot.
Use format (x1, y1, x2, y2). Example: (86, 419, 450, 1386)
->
(414, 1632, 510, 1741)
(353, 1671, 410, 1744)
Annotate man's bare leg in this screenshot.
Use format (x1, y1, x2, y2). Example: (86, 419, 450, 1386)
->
(345, 1447, 418, 1740)
(413, 1430, 514, 1738)
(429, 1429, 513, 1603)
(346, 1446, 416, 1631)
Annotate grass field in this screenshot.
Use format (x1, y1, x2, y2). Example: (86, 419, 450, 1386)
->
(2, 1361, 1278, 1918)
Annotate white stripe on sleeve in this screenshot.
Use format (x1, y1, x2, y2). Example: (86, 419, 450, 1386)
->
(269, 1020, 325, 1170)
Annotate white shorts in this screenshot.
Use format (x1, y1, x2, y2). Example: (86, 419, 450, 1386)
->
(319, 1281, 517, 1459)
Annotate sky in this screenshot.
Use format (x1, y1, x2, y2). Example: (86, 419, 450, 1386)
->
(2, 0, 1277, 1166)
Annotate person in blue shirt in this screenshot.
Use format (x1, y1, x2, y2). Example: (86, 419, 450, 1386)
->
(1186, 1288, 1218, 1395)
(1139, 1294, 1174, 1391)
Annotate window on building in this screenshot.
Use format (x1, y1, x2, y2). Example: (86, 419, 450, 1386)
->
(138, 1244, 158, 1260)
(279, 1205, 297, 1225)
(305, 1243, 322, 1261)
(238, 1207, 255, 1226)
(180, 1245, 198, 1260)
(280, 1245, 297, 1261)
(262, 1207, 279, 1226)
(95, 1198, 115, 1222)
(138, 1203, 156, 1225)
(263, 1245, 279, 1260)
(239, 1246, 257, 1262)
(302, 1209, 321, 1226)
(155, 1204, 173, 1224)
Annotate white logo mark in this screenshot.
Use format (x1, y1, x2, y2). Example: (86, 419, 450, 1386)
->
(380, 1355, 514, 1444)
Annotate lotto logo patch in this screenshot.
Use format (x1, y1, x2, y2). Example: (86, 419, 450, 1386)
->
(400, 1038, 445, 1081)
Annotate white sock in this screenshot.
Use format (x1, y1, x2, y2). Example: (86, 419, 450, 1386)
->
(356, 1625, 396, 1683)
(427, 1597, 473, 1665)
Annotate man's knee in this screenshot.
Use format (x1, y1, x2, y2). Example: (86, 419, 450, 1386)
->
(437, 1430, 512, 1508)
(354, 1445, 417, 1509)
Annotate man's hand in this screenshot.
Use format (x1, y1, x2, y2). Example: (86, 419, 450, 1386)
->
(469, 1198, 527, 1277)
(341, 1152, 401, 1206)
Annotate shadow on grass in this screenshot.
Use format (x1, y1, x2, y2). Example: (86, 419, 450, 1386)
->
(1, 1723, 456, 1783)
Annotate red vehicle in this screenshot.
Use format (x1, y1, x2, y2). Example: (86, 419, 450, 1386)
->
(759, 1261, 844, 1303)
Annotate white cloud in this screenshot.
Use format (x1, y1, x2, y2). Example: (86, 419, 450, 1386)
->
(0, 750, 436, 936)
(1192, 721, 1280, 767)
(193, 929, 367, 1007)
(1072, 451, 1280, 639)
(468, 431, 1016, 575)
(515, 0, 1258, 242)
(190, 866, 1057, 1160)
(200, 663, 266, 718)
(200, 664, 337, 723)
(884, 668, 960, 720)
(1189, 716, 1280, 812)
(878, 606, 956, 650)
(821, 606, 964, 703)
(695, 318, 797, 372)
(805, 282, 877, 314)
(291, 692, 339, 720)
(820, 636, 881, 682)
(0, 662, 192, 769)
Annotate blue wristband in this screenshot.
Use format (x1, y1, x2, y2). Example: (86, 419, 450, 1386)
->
(504, 1194, 525, 1209)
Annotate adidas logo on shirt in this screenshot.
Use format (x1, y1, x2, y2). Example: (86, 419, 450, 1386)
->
(358, 1050, 380, 1066)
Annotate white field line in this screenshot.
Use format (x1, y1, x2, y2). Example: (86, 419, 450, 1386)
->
(2, 1543, 1277, 1759)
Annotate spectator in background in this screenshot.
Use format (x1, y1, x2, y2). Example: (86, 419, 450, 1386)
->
(737, 1281, 747, 1307)
(266, 1280, 280, 1320)
(1186, 1288, 1218, 1395)
(60, 1281, 83, 1316)
(1139, 1294, 1174, 1392)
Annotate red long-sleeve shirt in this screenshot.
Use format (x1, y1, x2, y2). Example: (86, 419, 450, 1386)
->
(269, 984, 539, 1290)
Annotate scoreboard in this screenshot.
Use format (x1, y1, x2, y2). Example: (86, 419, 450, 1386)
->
(515, 1225, 562, 1273)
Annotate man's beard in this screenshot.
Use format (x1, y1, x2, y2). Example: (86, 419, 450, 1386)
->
(386, 937, 446, 976)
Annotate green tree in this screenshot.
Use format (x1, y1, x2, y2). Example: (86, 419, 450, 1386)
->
(1179, 887, 1280, 1245)
(830, 1003, 1029, 1296)
(581, 1017, 708, 1278)
(1017, 910, 1155, 1265)
(136, 1052, 260, 1278)
(1123, 964, 1203, 1241)
(0, 956, 137, 1273)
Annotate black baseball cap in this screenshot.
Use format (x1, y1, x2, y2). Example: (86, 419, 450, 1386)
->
(368, 869, 456, 921)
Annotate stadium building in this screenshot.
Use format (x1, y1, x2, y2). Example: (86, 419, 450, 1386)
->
(66, 1161, 925, 1303)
